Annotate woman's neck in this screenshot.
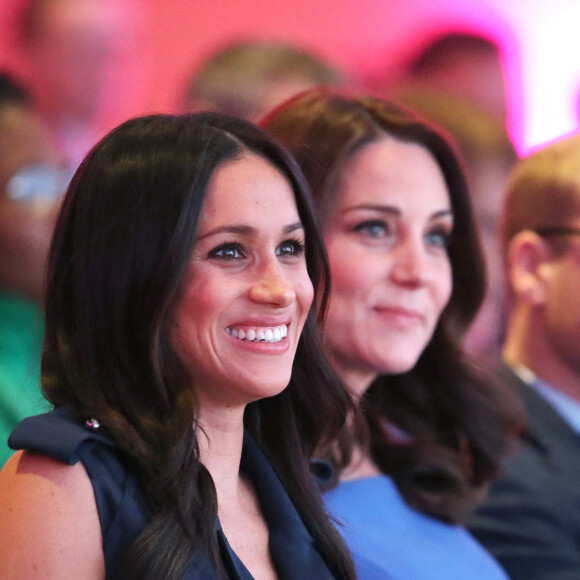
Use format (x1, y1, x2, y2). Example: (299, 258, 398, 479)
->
(329, 358, 377, 402)
(340, 441, 382, 481)
(336, 369, 382, 481)
(197, 405, 246, 500)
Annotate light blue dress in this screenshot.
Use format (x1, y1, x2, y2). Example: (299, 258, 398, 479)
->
(324, 475, 509, 580)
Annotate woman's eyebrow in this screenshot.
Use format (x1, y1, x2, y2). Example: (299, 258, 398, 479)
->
(284, 221, 304, 234)
(196, 224, 254, 241)
(429, 209, 454, 221)
(196, 221, 304, 241)
(341, 204, 400, 216)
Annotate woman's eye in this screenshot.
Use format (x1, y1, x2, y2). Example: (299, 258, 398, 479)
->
(354, 220, 390, 239)
(209, 243, 245, 260)
(425, 228, 451, 249)
(276, 239, 306, 257)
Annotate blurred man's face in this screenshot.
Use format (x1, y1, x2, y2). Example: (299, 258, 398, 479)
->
(0, 104, 58, 196)
(540, 223, 580, 377)
(24, 0, 139, 119)
(0, 103, 64, 299)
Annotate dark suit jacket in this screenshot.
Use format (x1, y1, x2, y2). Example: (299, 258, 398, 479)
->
(468, 362, 580, 580)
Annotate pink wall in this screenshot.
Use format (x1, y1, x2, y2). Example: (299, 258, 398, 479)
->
(139, 0, 512, 113)
(2, 0, 579, 154)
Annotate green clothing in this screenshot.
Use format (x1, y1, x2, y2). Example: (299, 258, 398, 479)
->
(0, 291, 49, 466)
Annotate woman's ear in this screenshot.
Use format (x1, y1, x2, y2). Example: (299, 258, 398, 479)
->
(507, 230, 552, 306)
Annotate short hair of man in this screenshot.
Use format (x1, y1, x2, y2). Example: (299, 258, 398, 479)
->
(183, 40, 343, 120)
(502, 133, 580, 255)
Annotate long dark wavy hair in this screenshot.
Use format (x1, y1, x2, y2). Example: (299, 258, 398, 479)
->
(263, 89, 522, 523)
(42, 112, 355, 579)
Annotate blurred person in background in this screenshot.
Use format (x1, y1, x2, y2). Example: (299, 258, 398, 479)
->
(469, 133, 580, 580)
(0, 71, 67, 466)
(14, 0, 142, 167)
(0, 111, 355, 579)
(182, 40, 345, 122)
(389, 31, 509, 121)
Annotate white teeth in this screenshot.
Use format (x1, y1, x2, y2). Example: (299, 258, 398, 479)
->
(226, 324, 288, 343)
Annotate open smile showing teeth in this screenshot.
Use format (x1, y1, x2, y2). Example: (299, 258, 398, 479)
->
(226, 324, 288, 343)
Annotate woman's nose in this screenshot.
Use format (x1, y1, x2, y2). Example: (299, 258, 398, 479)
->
(248, 263, 296, 307)
(390, 239, 428, 288)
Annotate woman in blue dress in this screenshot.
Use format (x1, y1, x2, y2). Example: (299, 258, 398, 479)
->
(0, 113, 355, 580)
(264, 90, 522, 580)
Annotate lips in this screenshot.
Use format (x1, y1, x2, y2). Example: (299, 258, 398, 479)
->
(374, 305, 424, 326)
(375, 305, 422, 318)
(226, 324, 288, 343)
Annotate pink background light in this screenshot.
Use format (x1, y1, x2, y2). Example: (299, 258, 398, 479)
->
(1, 0, 579, 155)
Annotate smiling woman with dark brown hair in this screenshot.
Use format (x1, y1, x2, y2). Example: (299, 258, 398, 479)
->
(0, 112, 355, 580)
(263, 89, 522, 580)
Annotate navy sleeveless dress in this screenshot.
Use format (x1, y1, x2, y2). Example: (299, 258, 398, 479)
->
(9, 406, 336, 579)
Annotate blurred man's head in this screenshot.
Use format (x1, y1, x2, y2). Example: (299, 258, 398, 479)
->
(502, 134, 580, 396)
(0, 73, 65, 300)
(395, 31, 508, 120)
(18, 0, 138, 122)
(182, 40, 344, 121)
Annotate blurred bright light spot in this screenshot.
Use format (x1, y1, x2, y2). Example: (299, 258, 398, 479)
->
(489, 0, 580, 153)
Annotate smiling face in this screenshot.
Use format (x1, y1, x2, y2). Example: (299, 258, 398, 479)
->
(170, 153, 314, 413)
(321, 137, 454, 394)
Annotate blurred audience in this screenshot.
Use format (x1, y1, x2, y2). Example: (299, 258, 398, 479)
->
(390, 31, 508, 120)
(14, 0, 142, 167)
(388, 31, 517, 359)
(0, 72, 63, 466)
(469, 133, 580, 580)
(182, 40, 345, 121)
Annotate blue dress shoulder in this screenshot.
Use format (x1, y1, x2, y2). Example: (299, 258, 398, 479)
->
(9, 406, 336, 580)
(324, 475, 508, 580)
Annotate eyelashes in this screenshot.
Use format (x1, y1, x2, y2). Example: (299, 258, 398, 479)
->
(207, 238, 306, 261)
(352, 219, 453, 249)
(276, 238, 305, 257)
(208, 242, 244, 261)
(353, 219, 390, 239)
(424, 227, 452, 249)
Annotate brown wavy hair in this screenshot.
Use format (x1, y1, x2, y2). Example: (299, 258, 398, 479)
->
(263, 89, 522, 523)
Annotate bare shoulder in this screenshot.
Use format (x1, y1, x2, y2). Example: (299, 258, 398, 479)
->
(0, 450, 105, 579)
